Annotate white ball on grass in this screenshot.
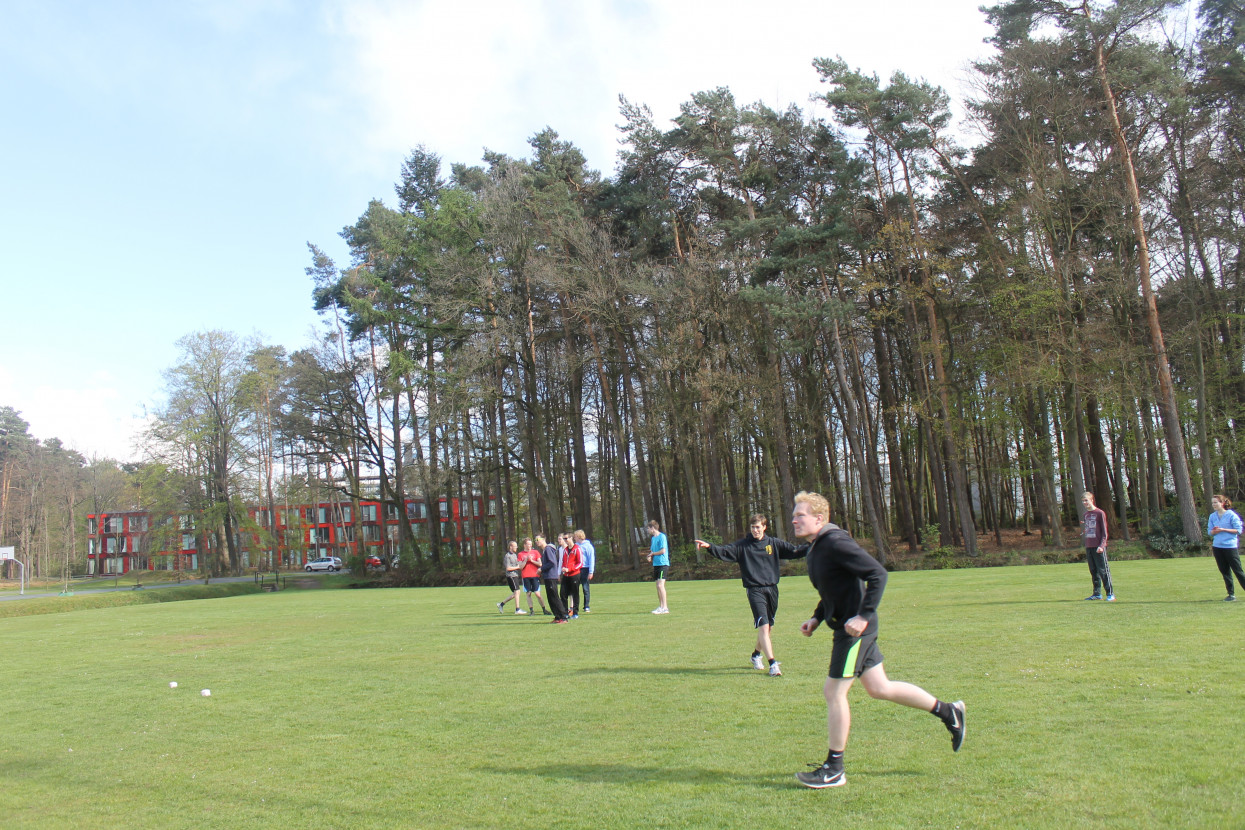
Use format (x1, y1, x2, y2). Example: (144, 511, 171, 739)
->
(200, 689, 211, 697)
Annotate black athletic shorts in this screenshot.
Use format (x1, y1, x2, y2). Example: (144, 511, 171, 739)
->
(746, 585, 778, 628)
(505, 573, 521, 592)
(828, 628, 884, 679)
(522, 577, 541, 593)
(652, 565, 668, 581)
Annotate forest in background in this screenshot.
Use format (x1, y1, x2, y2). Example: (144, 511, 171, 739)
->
(5, 0, 1245, 578)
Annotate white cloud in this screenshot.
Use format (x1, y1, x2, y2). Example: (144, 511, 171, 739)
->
(0, 366, 148, 462)
(322, 0, 996, 178)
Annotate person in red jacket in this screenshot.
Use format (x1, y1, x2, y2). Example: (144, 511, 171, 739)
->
(518, 538, 548, 616)
(1081, 492, 1114, 601)
(560, 533, 583, 619)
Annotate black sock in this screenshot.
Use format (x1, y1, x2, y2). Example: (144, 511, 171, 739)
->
(931, 700, 953, 724)
(825, 750, 844, 770)
(752, 650, 761, 659)
(768, 658, 777, 666)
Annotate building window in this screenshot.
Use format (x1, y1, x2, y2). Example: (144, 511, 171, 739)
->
(362, 525, 382, 542)
(104, 517, 123, 534)
(182, 533, 195, 550)
(386, 503, 399, 520)
(258, 509, 270, 528)
(128, 516, 148, 532)
(87, 517, 98, 534)
(339, 505, 352, 524)
(361, 504, 377, 523)
(340, 526, 356, 542)
(318, 507, 328, 524)
(488, 500, 497, 517)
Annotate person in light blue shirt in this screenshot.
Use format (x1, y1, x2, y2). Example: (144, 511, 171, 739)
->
(574, 530, 595, 612)
(1207, 494, 1245, 601)
(646, 520, 669, 614)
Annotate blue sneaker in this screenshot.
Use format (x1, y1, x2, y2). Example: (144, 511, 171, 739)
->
(1084, 594, 1102, 601)
(1105, 595, 1116, 602)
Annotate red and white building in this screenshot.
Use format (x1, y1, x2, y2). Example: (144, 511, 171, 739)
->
(86, 495, 497, 574)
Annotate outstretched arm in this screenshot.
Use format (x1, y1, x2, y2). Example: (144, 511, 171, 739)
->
(773, 537, 809, 560)
(695, 538, 740, 563)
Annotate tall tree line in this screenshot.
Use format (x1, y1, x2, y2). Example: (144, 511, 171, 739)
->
(10, 0, 1245, 574)
(287, 0, 1245, 562)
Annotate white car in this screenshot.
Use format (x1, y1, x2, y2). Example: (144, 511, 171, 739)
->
(305, 556, 342, 572)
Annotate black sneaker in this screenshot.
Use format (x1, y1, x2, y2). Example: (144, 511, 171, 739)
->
(1226, 595, 1237, 602)
(543, 608, 552, 615)
(946, 700, 966, 752)
(795, 763, 845, 789)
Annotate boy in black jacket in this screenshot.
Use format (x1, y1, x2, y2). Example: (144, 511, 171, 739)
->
(791, 491, 965, 789)
(695, 514, 806, 676)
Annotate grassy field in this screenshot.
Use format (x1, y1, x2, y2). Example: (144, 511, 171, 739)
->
(0, 556, 1241, 829)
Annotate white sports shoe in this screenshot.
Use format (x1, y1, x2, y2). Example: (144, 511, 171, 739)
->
(768, 661, 782, 677)
(652, 607, 669, 614)
(515, 609, 527, 614)
(751, 654, 765, 670)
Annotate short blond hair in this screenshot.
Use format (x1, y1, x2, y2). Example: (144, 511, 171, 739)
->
(573, 529, 586, 542)
(794, 491, 830, 521)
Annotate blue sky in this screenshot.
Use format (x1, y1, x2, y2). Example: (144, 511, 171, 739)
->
(0, 0, 995, 461)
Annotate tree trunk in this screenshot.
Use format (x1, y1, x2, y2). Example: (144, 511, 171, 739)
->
(1093, 35, 1201, 543)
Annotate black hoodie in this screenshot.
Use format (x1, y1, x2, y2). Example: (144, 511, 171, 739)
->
(805, 523, 887, 632)
(704, 534, 806, 588)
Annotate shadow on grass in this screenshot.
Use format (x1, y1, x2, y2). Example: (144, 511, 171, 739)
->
(572, 665, 743, 676)
(491, 761, 923, 790)
(969, 598, 1235, 606)
(492, 761, 790, 790)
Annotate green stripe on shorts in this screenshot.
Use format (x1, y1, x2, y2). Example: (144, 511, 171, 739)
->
(842, 638, 862, 678)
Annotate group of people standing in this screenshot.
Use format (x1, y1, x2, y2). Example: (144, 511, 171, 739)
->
(497, 531, 595, 623)
(1080, 490, 1245, 602)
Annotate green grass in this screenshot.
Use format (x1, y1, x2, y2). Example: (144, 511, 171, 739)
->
(0, 582, 266, 618)
(0, 557, 1241, 829)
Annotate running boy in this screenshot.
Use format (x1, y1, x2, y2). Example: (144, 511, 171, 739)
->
(791, 491, 964, 789)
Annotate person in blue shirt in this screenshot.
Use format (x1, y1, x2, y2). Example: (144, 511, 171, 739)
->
(646, 520, 670, 614)
(574, 530, 595, 612)
(1207, 494, 1245, 601)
